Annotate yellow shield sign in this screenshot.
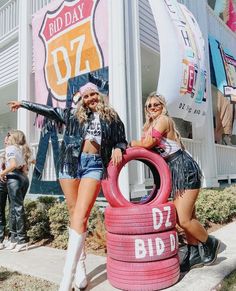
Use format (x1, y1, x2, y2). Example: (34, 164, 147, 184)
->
(39, 0, 103, 101)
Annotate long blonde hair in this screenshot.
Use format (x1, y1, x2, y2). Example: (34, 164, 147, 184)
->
(76, 92, 118, 123)
(144, 92, 185, 149)
(7, 130, 32, 166)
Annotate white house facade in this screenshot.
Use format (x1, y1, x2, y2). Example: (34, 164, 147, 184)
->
(0, 0, 236, 199)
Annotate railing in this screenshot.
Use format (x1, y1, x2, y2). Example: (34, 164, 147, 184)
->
(1, 138, 236, 192)
(0, 0, 19, 41)
(31, 0, 52, 14)
(29, 140, 58, 182)
(182, 138, 204, 169)
(0, 0, 53, 42)
(215, 144, 236, 180)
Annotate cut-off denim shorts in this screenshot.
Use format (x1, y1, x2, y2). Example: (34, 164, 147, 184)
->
(59, 152, 104, 181)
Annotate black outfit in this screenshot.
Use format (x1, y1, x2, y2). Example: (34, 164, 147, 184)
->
(164, 149, 202, 199)
(7, 169, 29, 244)
(21, 101, 127, 177)
(0, 180, 8, 243)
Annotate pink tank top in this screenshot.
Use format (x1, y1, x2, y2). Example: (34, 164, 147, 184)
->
(152, 128, 181, 157)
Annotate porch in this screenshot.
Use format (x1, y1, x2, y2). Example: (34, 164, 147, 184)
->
(1, 138, 235, 197)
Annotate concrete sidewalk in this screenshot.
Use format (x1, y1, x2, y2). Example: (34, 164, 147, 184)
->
(0, 221, 235, 291)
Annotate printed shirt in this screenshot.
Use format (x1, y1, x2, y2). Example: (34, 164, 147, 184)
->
(84, 112, 102, 145)
(5, 145, 25, 168)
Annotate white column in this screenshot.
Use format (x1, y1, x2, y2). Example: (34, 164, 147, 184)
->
(17, 0, 32, 139)
(124, 0, 146, 192)
(192, 0, 219, 187)
(108, 0, 130, 199)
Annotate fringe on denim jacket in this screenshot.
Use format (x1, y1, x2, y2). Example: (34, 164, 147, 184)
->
(21, 101, 127, 178)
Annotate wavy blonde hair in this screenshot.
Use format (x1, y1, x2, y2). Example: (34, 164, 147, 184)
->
(76, 92, 118, 123)
(143, 92, 185, 149)
(7, 130, 32, 166)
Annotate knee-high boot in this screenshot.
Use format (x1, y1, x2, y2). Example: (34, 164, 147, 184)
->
(59, 229, 86, 291)
(74, 247, 88, 290)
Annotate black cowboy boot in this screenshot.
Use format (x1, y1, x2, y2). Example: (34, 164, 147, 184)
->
(201, 235, 221, 266)
(180, 244, 203, 272)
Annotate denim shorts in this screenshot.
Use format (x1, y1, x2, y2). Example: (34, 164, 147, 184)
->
(59, 152, 104, 181)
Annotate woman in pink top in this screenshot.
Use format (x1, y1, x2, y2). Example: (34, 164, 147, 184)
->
(130, 92, 221, 272)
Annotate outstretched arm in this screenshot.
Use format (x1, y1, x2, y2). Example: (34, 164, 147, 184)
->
(8, 101, 21, 112)
(8, 100, 66, 123)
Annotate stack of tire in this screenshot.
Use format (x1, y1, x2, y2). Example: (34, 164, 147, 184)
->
(102, 147, 180, 291)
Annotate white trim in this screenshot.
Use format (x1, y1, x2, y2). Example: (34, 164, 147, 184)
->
(108, 0, 129, 199)
(17, 0, 32, 138)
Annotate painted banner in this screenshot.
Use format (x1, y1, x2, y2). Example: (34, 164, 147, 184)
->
(209, 36, 236, 141)
(32, 0, 108, 106)
(209, 36, 236, 103)
(210, 0, 236, 32)
(31, 0, 108, 193)
(227, 0, 236, 32)
(149, 0, 207, 125)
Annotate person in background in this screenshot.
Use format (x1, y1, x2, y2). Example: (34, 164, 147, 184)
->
(8, 82, 127, 291)
(0, 146, 8, 250)
(0, 130, 31, 252)
(130, 92, 221, 272)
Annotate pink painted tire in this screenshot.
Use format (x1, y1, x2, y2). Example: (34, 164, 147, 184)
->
(107, 229, 178, 262)
(102, 147, 171, 207)
(107, 255, 180, 291)
(105, 202, 176, 235)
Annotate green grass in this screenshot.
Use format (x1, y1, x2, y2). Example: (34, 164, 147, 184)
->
(0, 267, 58, 291)
(217, 269, 236, 291)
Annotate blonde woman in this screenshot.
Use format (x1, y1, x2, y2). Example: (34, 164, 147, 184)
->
(8, 82, 127, 291)
(0, 130, 31, 252)
(0, 149, 8, 250)
(130, 92, 221, 273)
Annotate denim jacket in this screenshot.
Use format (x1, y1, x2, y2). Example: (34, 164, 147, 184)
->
(21, 101, 127, 177)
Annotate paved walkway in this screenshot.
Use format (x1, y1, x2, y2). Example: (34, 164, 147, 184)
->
(0, 221, 235, 291)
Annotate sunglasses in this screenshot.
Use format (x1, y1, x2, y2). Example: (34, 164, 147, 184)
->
(82, 92, 98, 100)
(147, 103, 162, 109)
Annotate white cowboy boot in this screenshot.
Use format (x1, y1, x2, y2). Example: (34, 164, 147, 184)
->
(74, 247, 88, 289)
(59, 229, 86, 291)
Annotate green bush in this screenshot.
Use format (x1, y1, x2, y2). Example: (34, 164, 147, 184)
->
(87, 204, 105, 235)
(6, 185, 234, 251)
(37, 196, 57, 210)
(5, 196, 106, 250)
(47, 202, 106, 249)
(196, 185, 236, 227)
(26, 186, 235, 249)
(48, 201, 69, 249)
(24, 198, 53, 242)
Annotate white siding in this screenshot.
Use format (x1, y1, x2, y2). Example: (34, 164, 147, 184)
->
(138, 0, 159, 52)
(0, 111, 17, 148)
(0, 0, 19, 40)
(0, 42, 18, 87)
